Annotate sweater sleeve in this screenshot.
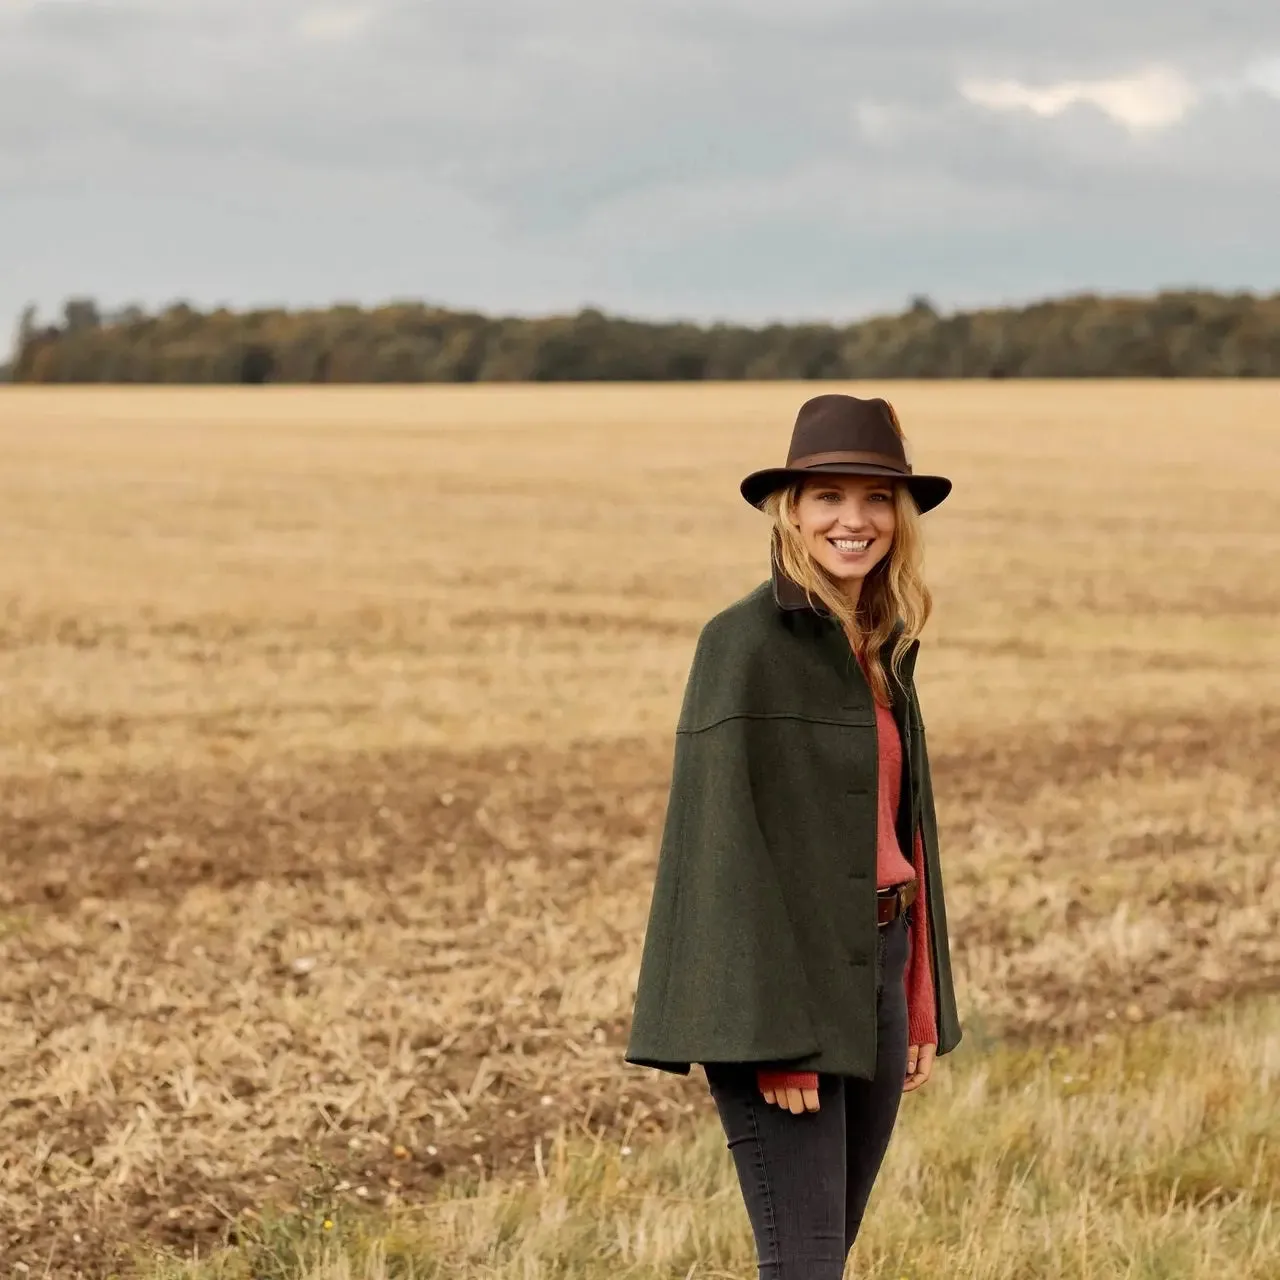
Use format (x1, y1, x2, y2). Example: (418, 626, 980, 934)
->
(756, 1068, 819, 1093)
(906, 825, 938, 1047)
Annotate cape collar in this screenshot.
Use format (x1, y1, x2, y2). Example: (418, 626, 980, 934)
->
(769, 554, 918, 675)
(770, 554, 828, 614)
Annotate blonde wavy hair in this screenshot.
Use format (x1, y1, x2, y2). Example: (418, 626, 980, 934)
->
(761, 414, 932, 705)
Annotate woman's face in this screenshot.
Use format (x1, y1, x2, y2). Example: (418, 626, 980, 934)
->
(790, 474, 897, 593)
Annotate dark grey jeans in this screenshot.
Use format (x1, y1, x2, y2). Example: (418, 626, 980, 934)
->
(702, 909, 911, 1279)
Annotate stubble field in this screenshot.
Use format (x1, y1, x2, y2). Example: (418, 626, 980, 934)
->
(0, 382, 1277, 1278)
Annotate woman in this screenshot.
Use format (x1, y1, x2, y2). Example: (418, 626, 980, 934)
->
(625, 393, 962, 1278)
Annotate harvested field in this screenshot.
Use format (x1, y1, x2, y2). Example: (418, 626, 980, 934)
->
(0, 382, 1277, 1276)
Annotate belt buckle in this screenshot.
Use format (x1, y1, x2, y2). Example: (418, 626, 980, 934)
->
(877, 883, 906, 925)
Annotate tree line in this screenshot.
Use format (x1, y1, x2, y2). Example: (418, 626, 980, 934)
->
(7, 289, 1280, 383)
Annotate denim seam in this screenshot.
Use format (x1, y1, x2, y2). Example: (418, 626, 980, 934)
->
(745, 1093, 781, 1270)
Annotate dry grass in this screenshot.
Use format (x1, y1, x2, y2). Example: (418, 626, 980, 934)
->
(0, 382, 1277, 1277)
(148, 993, 1280, 1280)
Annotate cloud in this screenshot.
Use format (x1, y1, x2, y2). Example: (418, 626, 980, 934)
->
(2, 1, 1280, 330)
(960, 66, 1200, 132)
(1241, 57, 1280, 96)
(296, 4, 372, 42)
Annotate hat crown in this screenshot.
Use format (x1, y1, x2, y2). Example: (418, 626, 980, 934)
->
(786, 394, 908, 470)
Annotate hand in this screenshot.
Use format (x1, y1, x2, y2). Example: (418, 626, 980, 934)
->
(903, 1042, 935, 1092)
(760, 1082, 821, 1113)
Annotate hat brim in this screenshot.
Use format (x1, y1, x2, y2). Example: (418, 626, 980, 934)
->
(740, 464, 952, 514)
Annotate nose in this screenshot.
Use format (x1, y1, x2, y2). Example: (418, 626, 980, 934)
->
(833, 496, 872, 530)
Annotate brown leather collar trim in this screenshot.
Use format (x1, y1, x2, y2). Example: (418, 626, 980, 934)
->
(770, 556, 829, 614)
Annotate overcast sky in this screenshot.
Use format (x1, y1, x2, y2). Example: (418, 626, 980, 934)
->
(3, 0, 1279, 336)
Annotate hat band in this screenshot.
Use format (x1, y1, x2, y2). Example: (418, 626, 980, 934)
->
(787, 449, 911, 474)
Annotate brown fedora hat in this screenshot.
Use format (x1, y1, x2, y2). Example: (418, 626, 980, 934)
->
(740, 394, 952, 513)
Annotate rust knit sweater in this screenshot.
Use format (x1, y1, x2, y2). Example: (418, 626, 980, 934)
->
(756, 696, 936, 1095)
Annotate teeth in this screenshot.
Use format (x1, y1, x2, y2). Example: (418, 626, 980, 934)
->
(832, 539, 870, 552)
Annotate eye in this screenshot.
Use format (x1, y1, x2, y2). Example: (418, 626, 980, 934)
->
(868, 491, 892, 503)
(815, 491, 841, 502)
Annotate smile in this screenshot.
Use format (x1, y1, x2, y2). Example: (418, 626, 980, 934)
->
(829, 538, 871, 552)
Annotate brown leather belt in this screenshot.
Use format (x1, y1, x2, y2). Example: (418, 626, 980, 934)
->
(877, 877, 918, 926)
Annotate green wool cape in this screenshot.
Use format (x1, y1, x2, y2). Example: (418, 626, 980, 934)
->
(624, 569, 963, 1080)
